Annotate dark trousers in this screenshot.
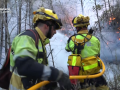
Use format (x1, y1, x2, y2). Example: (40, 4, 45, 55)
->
(80, 75, 107, 89)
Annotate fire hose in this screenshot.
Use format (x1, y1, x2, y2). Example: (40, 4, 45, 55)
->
(27, 58, 105, 90)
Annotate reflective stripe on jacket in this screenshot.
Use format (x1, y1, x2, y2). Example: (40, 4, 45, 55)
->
(65, 30, 100, 58)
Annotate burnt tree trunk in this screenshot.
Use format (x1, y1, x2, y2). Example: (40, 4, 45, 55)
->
(5, 0, 8, 53)
(94, 0, 101, 32)
(18, 0, 22, 34)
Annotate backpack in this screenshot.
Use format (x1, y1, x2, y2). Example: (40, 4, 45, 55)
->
(0, 47, 11, 89)
(0, 29, 41, 89)
(67, 31, 102, 84)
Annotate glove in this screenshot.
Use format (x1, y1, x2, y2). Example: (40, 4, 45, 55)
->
(56, 71, 74, 90)
(43, 82, 57, 90)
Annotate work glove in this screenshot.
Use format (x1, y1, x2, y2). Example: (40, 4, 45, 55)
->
(56, 71, 74, 90)
(43, 82, 58, 90)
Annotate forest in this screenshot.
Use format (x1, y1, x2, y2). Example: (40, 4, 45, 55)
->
(0, 0, 120, 90)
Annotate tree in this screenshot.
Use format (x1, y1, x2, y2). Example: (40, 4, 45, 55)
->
(48, 0, 55, 67)
(28, 0, 33, 29)
(49, 0, 54, 10)
(93, 0, 102, 32)
(108, 0, 112, 15)
(18, 0, 22, 34)
(80, 0, 84, 15)
(5, 0, 8, 53)
(103, 0, 109, 22)
(0, 0, 4, 61)
(25, 0, 29, 30)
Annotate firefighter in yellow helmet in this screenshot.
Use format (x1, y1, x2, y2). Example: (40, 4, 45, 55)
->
(9, 7, 73, 90)
(65, 14, 109, 90)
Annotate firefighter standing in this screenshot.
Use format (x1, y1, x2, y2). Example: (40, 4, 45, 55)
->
(65, 14, 109, 90)
(9, 7, 73, 90)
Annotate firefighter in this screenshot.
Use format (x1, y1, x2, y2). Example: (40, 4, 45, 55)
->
(65, 14, 109, 90)
(9, 7, 73, 90)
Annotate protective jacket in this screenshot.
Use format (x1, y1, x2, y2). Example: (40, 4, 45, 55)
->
(65, 30, 109, 87)
(9, 27, 59, 90)
(65, 30, 100, 58)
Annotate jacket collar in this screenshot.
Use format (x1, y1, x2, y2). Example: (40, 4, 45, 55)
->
(78, 30, 88, 34)
(35, 27, 50, 45)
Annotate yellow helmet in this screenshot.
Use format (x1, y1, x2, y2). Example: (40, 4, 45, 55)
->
(72, 14, 90, 28)
(33, 7, 62, 30)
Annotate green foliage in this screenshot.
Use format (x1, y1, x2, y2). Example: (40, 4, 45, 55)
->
(92, 4, 103, 11)
(93, 2, 120, 32)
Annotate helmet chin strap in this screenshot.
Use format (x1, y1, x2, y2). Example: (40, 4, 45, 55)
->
(46, 25, 52, 39)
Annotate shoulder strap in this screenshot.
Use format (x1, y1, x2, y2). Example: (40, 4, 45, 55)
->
(3, 47, 11, 68)
(27, 29, 39, 49)
(68, 33, 92, 54)
(71, 34, 92, 45)
(19, 29, 48, 64)
(67, 34, 77, 52)
(11, 30, 39, 74)
(27, 30, 40, 62)
(33, 30, 48, 65)
(19, 29, 39, 48)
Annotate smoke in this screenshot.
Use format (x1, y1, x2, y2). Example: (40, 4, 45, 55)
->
(98, 24, 120, 63)
(46, 32, 71, 74)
